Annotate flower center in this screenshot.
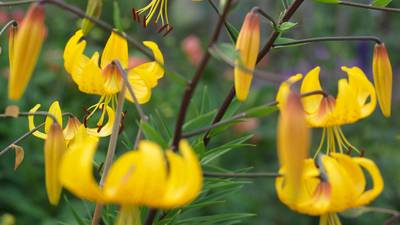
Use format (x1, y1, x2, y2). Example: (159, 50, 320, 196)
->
(102, 63, 124, 95)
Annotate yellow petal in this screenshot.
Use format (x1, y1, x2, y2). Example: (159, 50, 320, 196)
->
(277, 92, 310, 203)
(234, 11, 260, 101)
(45, 101, 63, 133)
(44, 123, 67, 205)
(63, 30, 88, 77)
(276, 74, 303, 107)
(373, 44, 392, 117)
(128, 41, 164, 88)
(101, 31, 128, 69)
(341, 66, 376, 118)
(352, 157, 384, 207)
(9, 3, 47, 100)
(125, 72, 152, 104)
(300, 66, 323, 114)
(59, 126, 103, 201)
(28, 104, 47, 139)
(160, 140, 203, 208)
(86, 104, 115, 137)
(77, 52, 105, 95)
(103, 141, 167, 205)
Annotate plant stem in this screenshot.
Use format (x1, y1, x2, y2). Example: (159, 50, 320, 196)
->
(91, 85, 126, 225)
(0, 111, 60, 125)
(0, 0, 38, 6)
(0, 20, 17, 36)
(0, 122, 45, 157)
(204, 0, 305, 146)
(204, 172, 281, 178)
(338, 1, 400, 13)
(171, 0, 234, 150)
(252, 7, 278, 29)
(273, 36, 382, 47)
(144, 209, 158, 225)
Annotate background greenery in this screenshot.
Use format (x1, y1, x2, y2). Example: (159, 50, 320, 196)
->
(0, 0, 399, 224)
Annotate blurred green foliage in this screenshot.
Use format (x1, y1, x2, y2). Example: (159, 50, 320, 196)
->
(1, 0, 400, 225)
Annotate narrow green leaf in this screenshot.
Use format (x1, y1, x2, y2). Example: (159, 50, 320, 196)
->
(278, 22, 297, 32)
(63, 196, 86, 225)
(141, 122, 168, 148)
(313, 0, 340, 3)
(245, 105, 278, 118)
(372, 0, 392, 7)
(113, 1, 123, 32)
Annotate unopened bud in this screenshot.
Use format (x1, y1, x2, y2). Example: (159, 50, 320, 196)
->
(44, 123, 67, 205)
(234, 10, 260, 101)
(81, 0, 103, 36)
(277, 91, 310, 203)
(8, 4, 47, 100)
(373, 43, 392, 117)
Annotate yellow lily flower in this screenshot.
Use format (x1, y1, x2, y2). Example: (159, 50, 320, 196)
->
(63, 29, 164, 132)
(277, 91, 310, 203)
(8, 3, 47, 100)
(28, 101, 113, 138)
(373, 43, 392, 117)
(276, 66, 377, 155)
(276, 153, 383, 225)
(60, 127, 202, 223)
(277, 66, 376, 127)
(234, 10, 260, 101)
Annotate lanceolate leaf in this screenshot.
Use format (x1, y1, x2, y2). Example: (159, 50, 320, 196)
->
(372, 0, 392, 7)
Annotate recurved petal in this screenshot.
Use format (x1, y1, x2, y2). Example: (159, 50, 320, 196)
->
(103, 141, 167, 205)
(63, 30, 87, 76)
(160, 140, 203, 208)
(59, 126, 103, 201)
(300, 66, 323, 115)
(86, 104, 115, 137)
(71, 52, 104, 95)
(125, 72, 152, 104)
(330, 79, 361, 126)
(101, 31, 128, 69)
(129, 41, 164, 88)
(352, 157, 384, 207)
(28, 104, 47, 139)
(45, 101, 63, 134)
(44, 123, 67, 205)
(276, 74, 303, 107)
(341, 66, 376, 118)
(63, 117, 82, 140)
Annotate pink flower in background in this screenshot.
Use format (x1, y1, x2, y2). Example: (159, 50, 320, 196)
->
(128, 56, 148, 69)
(182, 35, 203, 66)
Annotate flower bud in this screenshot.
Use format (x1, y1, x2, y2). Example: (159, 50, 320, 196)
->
(8, 3, 47, 100)
(234, 10, 260, 101)
(373, 43, 392, 117)
(81, 0, 103, 36)
(277, 91, 310, 202)
(44, 122, 67, 205)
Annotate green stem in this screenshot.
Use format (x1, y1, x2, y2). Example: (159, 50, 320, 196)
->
(91, 85, 126, 225)
(273, 36, 382, 48)
(0, 0, 38, 6)
(338, 1, 400, 13)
